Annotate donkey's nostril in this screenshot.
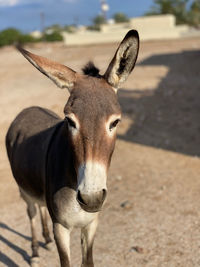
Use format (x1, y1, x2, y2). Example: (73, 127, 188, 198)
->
(77, 190, 87, 205)
(77, 189, 107, 212)
(102, 189, 107, 202)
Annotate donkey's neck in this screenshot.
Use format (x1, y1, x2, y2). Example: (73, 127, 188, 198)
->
(46, 120, 78, 192)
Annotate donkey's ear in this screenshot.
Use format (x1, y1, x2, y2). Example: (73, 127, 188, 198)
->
(17, 46, 76, 92)
(104, 30, 139, 88)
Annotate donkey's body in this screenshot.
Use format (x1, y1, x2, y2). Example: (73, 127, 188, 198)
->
(6, 107, 61, 202)
(6, 30, 139, 267)
(6, 104, 98, 226)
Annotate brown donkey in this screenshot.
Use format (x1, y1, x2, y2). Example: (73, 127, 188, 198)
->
(6, 30, 139, 267)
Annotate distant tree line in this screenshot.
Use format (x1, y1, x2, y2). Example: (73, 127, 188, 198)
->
(0, 28, 38, 47)
(0, 27, 65, 48)
(146, 0, 200, 27)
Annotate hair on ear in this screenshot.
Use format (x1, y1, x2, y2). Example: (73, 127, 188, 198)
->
(82, 61, 101, 78)
(16, 45, 77, 92)
(104, 29, 139, 88)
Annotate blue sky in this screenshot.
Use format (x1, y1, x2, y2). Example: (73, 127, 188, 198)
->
(0, 0, 154, 32)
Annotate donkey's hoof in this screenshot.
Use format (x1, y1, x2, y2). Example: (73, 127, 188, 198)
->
(30, 256, 40, 267)
(45, 241, 54, 251)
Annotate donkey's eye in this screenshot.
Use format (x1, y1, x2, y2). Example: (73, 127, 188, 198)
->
(109, 119, 120, 131)
(66, 117, 76, 129)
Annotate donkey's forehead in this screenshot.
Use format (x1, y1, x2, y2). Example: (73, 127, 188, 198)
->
(64, 76, 121, 117)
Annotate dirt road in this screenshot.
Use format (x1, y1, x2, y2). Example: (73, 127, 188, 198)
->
(1, 37, 200, 266)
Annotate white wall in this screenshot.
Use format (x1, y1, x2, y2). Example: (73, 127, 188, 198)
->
(62, 14, 190, 46)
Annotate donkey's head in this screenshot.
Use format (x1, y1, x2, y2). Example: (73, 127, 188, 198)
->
(18, 30, 139, 212)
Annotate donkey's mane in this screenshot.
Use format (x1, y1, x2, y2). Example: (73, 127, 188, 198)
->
(82, 61, 101, 78)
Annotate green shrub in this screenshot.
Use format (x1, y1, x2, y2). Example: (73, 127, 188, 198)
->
(87, 25, 101, 31)
(145, 0, 190, 25)
(43, 31, 63, 42)
(0, 28, 40, 47)
(113, 13, 130, 23)
(63, 25, 77, 33)
(0, 28, 21, 47)
(188, 0, 200, 27)
(93, 15, 106, 25)
(19, 34, 39, 44)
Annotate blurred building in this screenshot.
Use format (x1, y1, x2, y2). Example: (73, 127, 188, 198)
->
(63, 14, 193, 45)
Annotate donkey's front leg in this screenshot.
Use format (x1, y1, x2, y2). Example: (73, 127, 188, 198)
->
(53, 222, 71, 267)
(81, 216, 99, 267)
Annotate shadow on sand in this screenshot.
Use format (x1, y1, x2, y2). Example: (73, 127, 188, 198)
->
(118, 49, 200, 157)
(1, 48, 200, 266)
(0, 234, 30, 265)
(0, 222, 46, 266)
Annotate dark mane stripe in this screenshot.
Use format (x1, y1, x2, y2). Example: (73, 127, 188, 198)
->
(82, 61, 100, 77)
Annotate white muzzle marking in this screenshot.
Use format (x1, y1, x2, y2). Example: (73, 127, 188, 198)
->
(77, 161, 107, 194)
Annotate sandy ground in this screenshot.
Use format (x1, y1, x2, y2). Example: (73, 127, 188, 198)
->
(0, 36, 200, 267)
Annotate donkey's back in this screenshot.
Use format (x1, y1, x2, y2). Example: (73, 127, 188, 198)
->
(6, 106, 62, 201)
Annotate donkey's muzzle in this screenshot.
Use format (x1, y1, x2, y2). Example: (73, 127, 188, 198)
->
(77, 189, 107, 213)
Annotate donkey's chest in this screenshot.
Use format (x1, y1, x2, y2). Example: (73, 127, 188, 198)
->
(61, 206, 97, 229)
(51, 188, 97, 229)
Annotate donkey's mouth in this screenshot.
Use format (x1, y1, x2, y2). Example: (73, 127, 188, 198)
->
(76, 190, 106, 213)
